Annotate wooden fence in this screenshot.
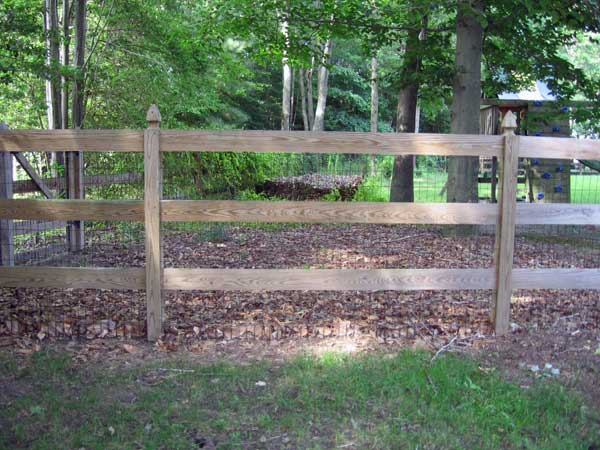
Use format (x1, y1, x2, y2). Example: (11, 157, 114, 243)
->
(1, 105, 599, 341)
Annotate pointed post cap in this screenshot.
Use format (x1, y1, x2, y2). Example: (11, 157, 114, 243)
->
(501, 110, 517, 135)
(146, 105, 161, 128)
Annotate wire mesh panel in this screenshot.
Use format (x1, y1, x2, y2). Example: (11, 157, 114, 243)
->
(511, 152, 600, 333)
(0, 288, 146, 339)
(160, 152, 496, 343)
(1, 150, 146, 340)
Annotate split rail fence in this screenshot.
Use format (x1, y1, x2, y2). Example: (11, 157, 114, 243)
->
(1, 106, 599, 341)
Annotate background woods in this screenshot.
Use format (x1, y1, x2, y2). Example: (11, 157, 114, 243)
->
(2, 1, 599, 203)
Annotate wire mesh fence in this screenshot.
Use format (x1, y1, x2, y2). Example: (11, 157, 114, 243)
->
(1, 149, 599, 342)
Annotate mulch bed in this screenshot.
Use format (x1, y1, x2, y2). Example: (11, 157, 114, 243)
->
(1, 224, 598, 347)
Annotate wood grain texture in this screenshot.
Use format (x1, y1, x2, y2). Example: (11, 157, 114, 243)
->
(512, 269, 600, 290)
(3, 129, 597, 159)
(516, 203, 600, 225)
(0, 199, 143, 221)
(493, 131, 520, 335)
(520, 136, 600, 160)
(160, 130, 503, 157)
(1, 267, 593, 291)
(0, 266, 144, 289)
(161, 200, 499, 225)
(144, 124, 163, 341)
(0, 130, 143, 152)
(163, 268, 495, 291)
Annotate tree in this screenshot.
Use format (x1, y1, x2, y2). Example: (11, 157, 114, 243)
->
(446, 0, 483, 204)
(390, 26, 422, 203)
(369, 55, 378, 175)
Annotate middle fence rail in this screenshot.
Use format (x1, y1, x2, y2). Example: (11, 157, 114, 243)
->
(1, 106, 599, 340)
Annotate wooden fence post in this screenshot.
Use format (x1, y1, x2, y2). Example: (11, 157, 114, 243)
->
(0, 122, 14, 266)
(492, 111, 519, 335)
(145, 105, 163, 341)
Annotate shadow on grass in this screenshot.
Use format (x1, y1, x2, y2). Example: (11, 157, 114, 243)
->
(0, 349, 598, 449)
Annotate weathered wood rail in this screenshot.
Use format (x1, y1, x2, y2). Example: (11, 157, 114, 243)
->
(1, 106, 599, 340)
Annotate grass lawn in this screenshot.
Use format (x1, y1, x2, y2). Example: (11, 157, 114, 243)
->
(1, 350, 598, 449)
(360, 174, 600, 203)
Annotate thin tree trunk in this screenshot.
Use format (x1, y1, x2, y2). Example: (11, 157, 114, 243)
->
(390, 26, 423, 203)
(281, 63, 292, 130)
(312, 39, 332, 132)
(71, 0, 86, 128)
(44, 0, 61, 130)
(67, 0, 86, 251)
(299, 68, 310, 130)
(369, 56, 379, 176)
(370, 57, 378, 133)
(306, 61, 315, 130)
(290, 69, 296, 127)
(280, 12, 291, 131)
(61, 0, 70, 130)
(446, 0, 483, 204)
(44, 0, 62, 179)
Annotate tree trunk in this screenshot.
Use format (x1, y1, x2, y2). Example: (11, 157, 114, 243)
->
(370, 57, 378, 133)
(306, 62, 315, 130)
(61, 0, 70, 129)
(446, 0, 483, 204)
(369, 56, 378, 176)
(299, 68, 310, 130)
(44, 0, 61, 130)
(71, 0, 86, 128)
(280, 13, 291, 131)
(281, 63, 292, 130)
(68, 0, 86, 251)
(312, 39, 332, 132)
(390, 27, 421, 203)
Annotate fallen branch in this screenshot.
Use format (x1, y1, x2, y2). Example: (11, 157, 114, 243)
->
(431, 335, 458, 362)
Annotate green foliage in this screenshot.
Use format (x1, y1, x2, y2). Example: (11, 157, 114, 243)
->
(353, 176, 389, 202)
(322, 188, 342, 201)
(236, 188, 270, 201)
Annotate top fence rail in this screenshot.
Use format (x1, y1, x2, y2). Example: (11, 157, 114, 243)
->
(1, 129, 599, 159)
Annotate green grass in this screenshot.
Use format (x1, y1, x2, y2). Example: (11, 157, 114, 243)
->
(355, 174, 600, 203)
(1, 350, 598, 449)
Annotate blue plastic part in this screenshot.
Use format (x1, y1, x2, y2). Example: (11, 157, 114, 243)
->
(561, 106, 569, 112)
(554, 185, 563, 193)
(552, 126, 560, 132)
(533, 100, 543, 106)
(532, 159, 540, 165)
(535, 132, 542, 136)
(541, 172, 552, 179)
(537, 192, 545, 200)
(556, 165, 564, 172)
